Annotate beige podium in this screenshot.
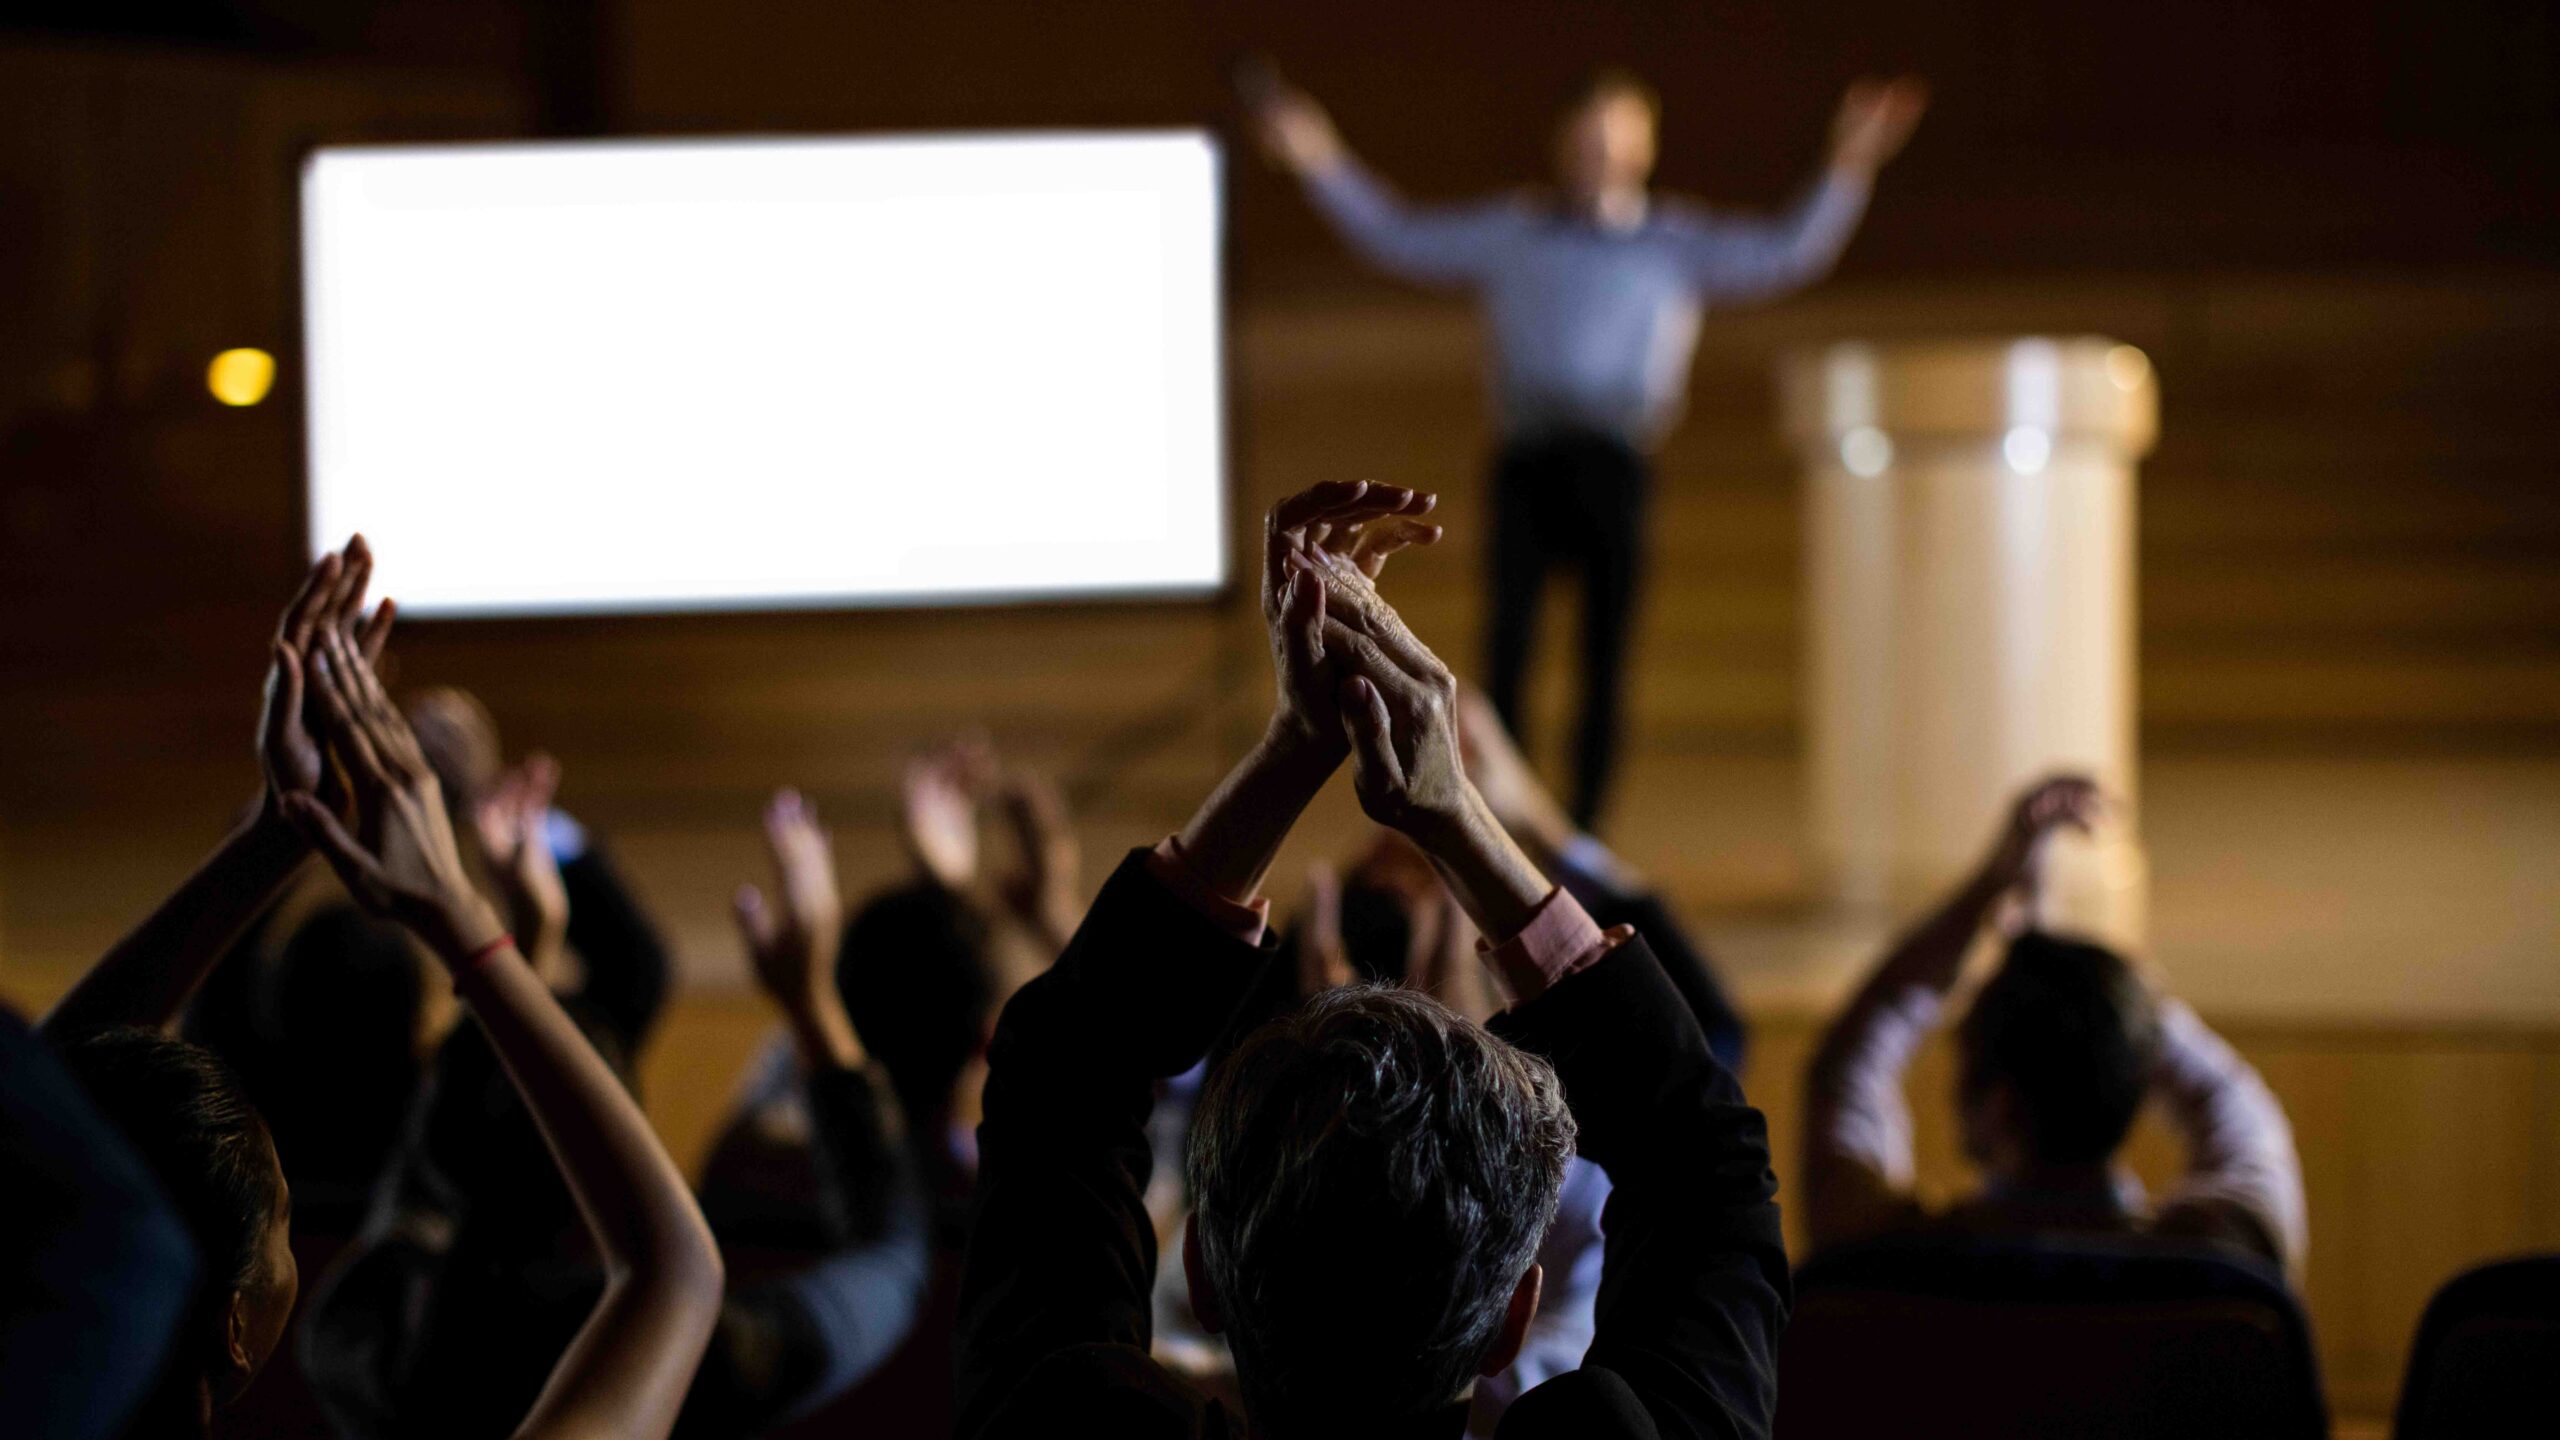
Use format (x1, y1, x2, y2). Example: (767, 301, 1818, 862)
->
(1782, 337, 2157, 945)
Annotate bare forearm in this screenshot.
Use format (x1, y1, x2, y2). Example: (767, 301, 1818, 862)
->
(446, 923, 720, 1287)
(1865, 858, 2010, 1002)
(1414, 789, 1550, 947)
(1174, 721, 1341, 903)
(786, 995, 866, 1074)
(441, 915, 720, 1440)
(43, 807, 307, 1037)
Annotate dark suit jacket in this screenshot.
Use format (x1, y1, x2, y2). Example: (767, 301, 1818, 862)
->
(956, 850, 1789, 1440)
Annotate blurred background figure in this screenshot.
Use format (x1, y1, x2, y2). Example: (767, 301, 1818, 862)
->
(1245, 60, 1925, 828)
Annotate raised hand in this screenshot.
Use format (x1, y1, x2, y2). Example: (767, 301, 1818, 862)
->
(1301, 551, 1553, 946)
(474, 754, 571, 983)
(1828, 76, 1930, 175)
(1263, 480, 1439, 754)
(735, 788, 862, 1068)
(260, 535, 396, 816)
(903, 736, 994, 892)
(736, 788, 843, 1005)
(1985, 773, 2104, 892)
(992, 767, 1081, 953)
(282, 626, 500, 961)
(1311, 565, 1471, 840)
(1238, 63, 1346, 176)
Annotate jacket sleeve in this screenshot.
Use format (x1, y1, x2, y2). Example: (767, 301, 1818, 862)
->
(953, 850, 1278, 1440)
(1492, 940, 1789, 1440)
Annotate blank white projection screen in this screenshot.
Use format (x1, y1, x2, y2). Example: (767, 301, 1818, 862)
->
(302, 133, 1225, 615)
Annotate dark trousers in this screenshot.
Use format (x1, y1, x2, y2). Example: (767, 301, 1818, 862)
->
(1484, 429, 1650, 830)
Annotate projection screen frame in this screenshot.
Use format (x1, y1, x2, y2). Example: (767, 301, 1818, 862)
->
(294, 128, 1236, 622)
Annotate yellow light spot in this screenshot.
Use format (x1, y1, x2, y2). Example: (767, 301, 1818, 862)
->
(207, 348, 275, 407)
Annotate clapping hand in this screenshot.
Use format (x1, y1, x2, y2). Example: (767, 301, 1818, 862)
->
(992, 767, 1080, 952)
(736, 788, 863, 1069)
(1263, 480, 1439, 755)
(1986, 773, 2104, 898)
(903, 735, 995, 893)
(260, 536, 396, 822)
(1828, 76, 1929, 175)
(474, 754, 570, 984)
(281, 626, 500, 962)
(1237, 60, 1346, 176)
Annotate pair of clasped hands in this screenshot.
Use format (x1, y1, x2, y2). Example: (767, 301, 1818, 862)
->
(1258, 479, 1497, 854)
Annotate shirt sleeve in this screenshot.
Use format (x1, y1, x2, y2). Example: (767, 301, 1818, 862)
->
(2147, 999, 2308, 1277)
(1303, 159, 1518, 289)
(1800, 978, 1939, 1255)
(1668, 169, 1873, 306)
(1477, 886, 1628, 1001)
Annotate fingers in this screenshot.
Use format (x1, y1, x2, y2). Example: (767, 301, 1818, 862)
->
(359, 596, 397, 663)
(324, 627, 428, 781)
(766, 786, 825, 863)
(308, 639, 389, 787)
(733, 883, 778, 953)
(333, 535, 374, 634)
(1345, 517, 1445, 579)
(1267, 480, 1374, 538)
(279, 552, 342, 646)
(1315, 566, 1448, 690)
(1278, 557, 1328, 687)
(1339, 674, 1406, 795)
(1268, 481, 1436, 545)
(265, 639, 305, 753)
(281, 792, 391, 907)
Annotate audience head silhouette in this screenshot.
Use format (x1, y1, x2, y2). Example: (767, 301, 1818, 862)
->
(838, 878, 996, 1128)
(1184, 985, 1575, 1429)
(1958, 931, 2162, 1174)
(59, 1027, 299, 1406)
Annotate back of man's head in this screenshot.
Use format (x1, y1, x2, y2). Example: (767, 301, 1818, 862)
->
(1958, 931, 2161, 1166)
(1187, 986, 1575, 1427)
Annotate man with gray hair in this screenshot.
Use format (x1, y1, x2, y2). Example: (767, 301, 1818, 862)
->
(956, 480, 1785, 1438)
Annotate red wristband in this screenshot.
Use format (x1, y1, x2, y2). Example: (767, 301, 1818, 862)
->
(461, 932, 517, 972)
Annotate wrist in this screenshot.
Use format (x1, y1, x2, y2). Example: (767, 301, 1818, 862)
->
(243, 797, 313, 857)
(788, 992, 865, 1070)
(1266, 708, 1348, 767)
(1413, 789, 1548, 942)
(422, 894, 508, 965)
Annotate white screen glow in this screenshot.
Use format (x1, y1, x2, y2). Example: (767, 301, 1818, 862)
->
(302, 131, 1225, 616)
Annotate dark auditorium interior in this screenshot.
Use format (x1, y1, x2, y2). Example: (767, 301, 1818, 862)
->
(3, 3, 2556, 1439)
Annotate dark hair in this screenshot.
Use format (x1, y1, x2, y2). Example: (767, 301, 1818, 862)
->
(838, 878, 996, 1126)
(59, 1027, 281, 1298)
(1337, 881, 1417, 986)
(1564, 66, 1660, 121)
(1957, 932, 2161, 1165)
(1187, 986, 1575, 1426)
